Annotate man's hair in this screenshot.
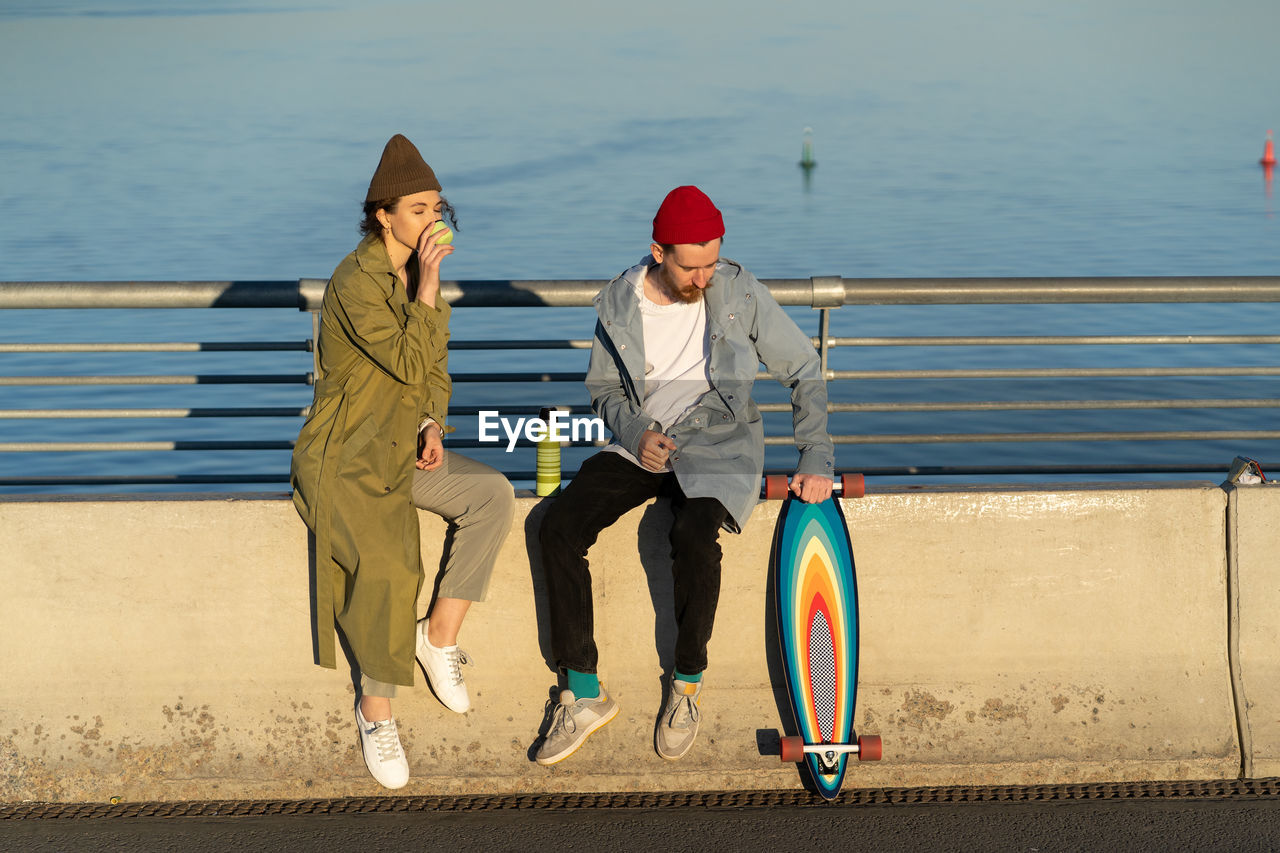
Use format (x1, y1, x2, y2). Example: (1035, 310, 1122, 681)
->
(657, 237, 724, 254)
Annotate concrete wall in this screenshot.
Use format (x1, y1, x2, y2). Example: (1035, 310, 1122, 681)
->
(0, 481, 1255, 804)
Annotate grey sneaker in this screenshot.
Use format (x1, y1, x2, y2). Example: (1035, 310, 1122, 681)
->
(534, 687, 620, 766)
(655, 677, 702, 761)
(416, 618, 471, 713)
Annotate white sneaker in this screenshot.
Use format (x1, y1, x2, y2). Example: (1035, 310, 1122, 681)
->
(415, 618, 471, 713)
(355, 706, 409, 790)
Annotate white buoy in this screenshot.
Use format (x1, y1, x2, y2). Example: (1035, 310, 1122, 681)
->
(800, 127, 816, 169)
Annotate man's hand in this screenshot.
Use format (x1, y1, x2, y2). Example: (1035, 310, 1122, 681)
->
(417, 423, 444, 471)
(637, 429, 677, 472)
(791, 472, 833, 503)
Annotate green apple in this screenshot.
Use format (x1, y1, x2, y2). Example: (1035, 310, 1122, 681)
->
(426, 220, 454, 245)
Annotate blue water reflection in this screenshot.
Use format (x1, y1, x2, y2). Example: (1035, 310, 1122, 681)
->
(1, 1, 1278, 491)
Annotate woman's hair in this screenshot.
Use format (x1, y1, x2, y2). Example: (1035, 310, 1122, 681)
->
(359, 196, 459, 239)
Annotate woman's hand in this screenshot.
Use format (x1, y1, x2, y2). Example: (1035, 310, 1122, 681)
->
(414, 222, 455, 308)
(417, 423, 444, 471)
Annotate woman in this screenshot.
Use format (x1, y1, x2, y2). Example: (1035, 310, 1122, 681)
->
(291, 134, 514, 789)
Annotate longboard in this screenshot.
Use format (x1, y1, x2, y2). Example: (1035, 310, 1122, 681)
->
(766, 473, 880, 800)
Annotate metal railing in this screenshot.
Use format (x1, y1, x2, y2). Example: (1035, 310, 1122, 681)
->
(2, 276, 1279, 489)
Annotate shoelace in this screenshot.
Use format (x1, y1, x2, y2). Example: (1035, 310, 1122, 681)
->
(549, 699, 579, 736)
(666, 692, 700, 730)
(443, 647, 470, 685)
(365, 719, 404, 763)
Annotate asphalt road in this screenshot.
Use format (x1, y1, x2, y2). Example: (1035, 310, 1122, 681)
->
(5, 798, 1280, 853)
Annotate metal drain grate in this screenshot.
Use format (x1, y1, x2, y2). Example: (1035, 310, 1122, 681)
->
(6, 779, 1280, 821)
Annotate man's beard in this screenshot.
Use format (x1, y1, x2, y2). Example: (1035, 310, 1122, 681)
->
(658, 265, 708, 304)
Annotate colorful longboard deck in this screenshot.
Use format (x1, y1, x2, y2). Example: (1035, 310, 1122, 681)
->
(767, 473, 880, 800)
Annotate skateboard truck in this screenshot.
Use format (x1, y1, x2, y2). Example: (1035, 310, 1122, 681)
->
(763, 472, 865, 500)
(779, 734, 882, 769)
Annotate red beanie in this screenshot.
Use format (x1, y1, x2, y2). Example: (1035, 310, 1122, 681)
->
(652, 185, 725, 245)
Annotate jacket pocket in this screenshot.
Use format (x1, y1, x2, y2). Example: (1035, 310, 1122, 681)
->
(338, 414, 380, 469)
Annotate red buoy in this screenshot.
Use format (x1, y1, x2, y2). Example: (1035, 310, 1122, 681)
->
(1263, 130, 1276, 167)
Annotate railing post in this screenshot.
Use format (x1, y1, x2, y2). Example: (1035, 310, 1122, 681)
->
(309, 310, 321, 381)
(810, 276, 844, 378)
(299, 278, 327, 382)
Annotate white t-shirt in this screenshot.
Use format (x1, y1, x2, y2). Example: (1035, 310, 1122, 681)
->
(605, 267, 712, 472)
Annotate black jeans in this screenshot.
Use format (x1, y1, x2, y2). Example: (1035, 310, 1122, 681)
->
(539, 451, 729, 676)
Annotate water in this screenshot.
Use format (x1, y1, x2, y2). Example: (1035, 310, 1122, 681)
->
(2, 0, 1279, 491)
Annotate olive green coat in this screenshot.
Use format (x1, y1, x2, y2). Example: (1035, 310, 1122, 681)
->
(291, 235, 452, 686)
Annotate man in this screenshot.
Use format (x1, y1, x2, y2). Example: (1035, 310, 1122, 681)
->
(536, 185, 835, 765)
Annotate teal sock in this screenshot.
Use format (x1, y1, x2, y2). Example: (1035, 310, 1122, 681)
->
(674, 669, 702, 683)
(567, 669, 600, 699)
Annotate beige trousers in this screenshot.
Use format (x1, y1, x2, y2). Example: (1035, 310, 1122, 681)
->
(361, 450, 515, 699)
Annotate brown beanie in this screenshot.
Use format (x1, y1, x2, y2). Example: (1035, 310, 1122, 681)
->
(365, 134, 441, 202)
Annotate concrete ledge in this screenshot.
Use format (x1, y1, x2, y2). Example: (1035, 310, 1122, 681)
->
(0, 482, 1241, 803)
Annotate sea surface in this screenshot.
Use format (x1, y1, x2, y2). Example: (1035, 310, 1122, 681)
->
(2, 0, 1279, 492)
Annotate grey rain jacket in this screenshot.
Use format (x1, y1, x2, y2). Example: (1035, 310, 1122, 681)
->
(586, 257, 835, 531)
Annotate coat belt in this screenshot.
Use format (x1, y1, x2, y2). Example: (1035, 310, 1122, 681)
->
(311, 374, 346, 670)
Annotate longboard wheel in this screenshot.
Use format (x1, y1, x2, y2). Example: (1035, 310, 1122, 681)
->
(839, 473, 865, 499)
(858, 734, 882, 761)
(765, 474, 790, 500)
(779, 735, 805, 763)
